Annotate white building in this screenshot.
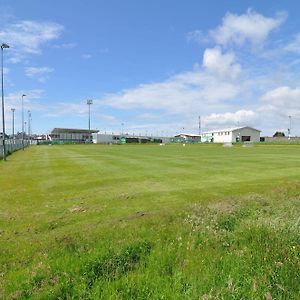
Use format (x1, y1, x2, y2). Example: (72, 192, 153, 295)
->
(201, 126, 261, 143)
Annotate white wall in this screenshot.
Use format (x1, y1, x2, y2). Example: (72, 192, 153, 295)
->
(213, 131, 233, 143)
(93, 134, 119, 144)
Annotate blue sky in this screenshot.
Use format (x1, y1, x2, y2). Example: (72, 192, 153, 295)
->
(1, 0, 300, 136)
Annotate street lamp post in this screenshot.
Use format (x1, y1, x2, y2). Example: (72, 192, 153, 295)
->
(1, 43, 9, 161)
(87, 99, 93, 143)
(288, 115, 292, 140)
(24, 121, 27, 142)
(11, 108, 15, 139)
(28, 110, 31, 144)
(22, 94, 26, 150)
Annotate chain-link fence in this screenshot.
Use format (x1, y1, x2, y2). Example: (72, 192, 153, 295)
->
(0, 139, 31, 158)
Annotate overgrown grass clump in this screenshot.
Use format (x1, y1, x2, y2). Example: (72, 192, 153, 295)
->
(0, 144, 299, 299)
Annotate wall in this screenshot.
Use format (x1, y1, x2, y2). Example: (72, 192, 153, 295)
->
(232, 128, 260, 142)
(93, 134, 119, 144)
(264, 136, 300, 143)
(212, 132, 233, 143)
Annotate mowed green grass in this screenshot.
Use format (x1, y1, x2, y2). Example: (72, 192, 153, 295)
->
(0, 143, 299, 299)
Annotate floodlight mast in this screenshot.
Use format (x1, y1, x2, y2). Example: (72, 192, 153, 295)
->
(11, 108, 15, 139)
(288, 115, 292, 139)
(1, 43, 9, 161)
(28, 110, 31, 143)
(198, 116, 201, 135)
(87, 99, 93, 143)
(22, 94, 26, 150)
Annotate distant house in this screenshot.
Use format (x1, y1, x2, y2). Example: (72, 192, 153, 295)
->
(201, 127, 261, 143)
(50, 128, 99, 143)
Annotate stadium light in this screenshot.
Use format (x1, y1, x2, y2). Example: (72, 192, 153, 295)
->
(1, 43, 9, 161)
(28, 110, 31, 143)
(87, 99, 93, 143)
(11, 108, 15, 139)
(22, 94, 26, 150)
(288, 115, 292, 140)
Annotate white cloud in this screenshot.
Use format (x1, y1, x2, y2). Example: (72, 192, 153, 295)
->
(3, 67, 9, 75)
(284, 33, 300, 53)
(210, 9, 286, 46)
(203, 47, 241, 79)
(255, 86, 300, 134)
(186, 30, 208, 44)
(98, 47, 241, 117)
(25, 66, 54, 82)
(0, 20, 63, 62)
(100, 71, 239, 114)
(53, 42, 76, 49)
(4, 89, 45, 130)
(259, 86, 300, 115)
(203, 110, 258, 129)
(6, 89, 44, 106)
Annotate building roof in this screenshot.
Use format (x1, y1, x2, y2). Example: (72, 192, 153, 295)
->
(201, 126, 261, 134)
(51, 128, 99, 134)
(174, 133, 202, 137)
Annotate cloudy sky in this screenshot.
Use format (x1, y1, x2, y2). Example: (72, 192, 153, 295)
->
(1, 0, 300, 136)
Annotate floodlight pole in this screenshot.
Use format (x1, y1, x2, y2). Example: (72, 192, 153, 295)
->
(28, 110, 31, 144)
(87, 99, 93, 143)
(1, 43, 9, 161)
(24, 121, 27, 142)
(288, 115, 292, 139)
(22, 94, 26, 150)
(11, 108, 15, 139)
(198, 116, 201, 135)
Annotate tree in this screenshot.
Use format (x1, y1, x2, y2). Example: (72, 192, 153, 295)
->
(273, 131, 285, 137)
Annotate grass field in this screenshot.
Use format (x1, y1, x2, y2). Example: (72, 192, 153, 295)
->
(1, 143, 300, 299)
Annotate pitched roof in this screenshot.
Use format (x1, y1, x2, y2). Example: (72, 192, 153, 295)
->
(174, 133, 202, 137)
(51, 128, 99, 134)
(201, 126, 261, 134)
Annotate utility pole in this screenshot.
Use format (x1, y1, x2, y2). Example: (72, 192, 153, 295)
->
(22, 94, 26, 150)
(288, 115, 292, 140)
(87, 99, 93, 143)
(1, 43, 9, 161)
(11, 108, 15, 139)
(28, 110, 31, 143)
(198, 116, 201, 135)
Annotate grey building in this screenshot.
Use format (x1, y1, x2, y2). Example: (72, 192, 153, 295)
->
(50, 128, 99, 143)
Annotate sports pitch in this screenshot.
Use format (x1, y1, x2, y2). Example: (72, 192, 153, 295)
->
(1, 143, 300, 299)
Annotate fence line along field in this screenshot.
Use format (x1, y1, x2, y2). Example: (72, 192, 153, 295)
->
(0, 143, 299, 299)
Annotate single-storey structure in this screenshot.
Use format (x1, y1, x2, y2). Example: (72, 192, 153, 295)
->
(92, 133, 171, 144)
(173, 133, 202, 143)
(50, 128, 99, 143)
(201, 126, 261, 143)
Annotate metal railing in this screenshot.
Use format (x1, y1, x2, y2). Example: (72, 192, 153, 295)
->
(0, 139, 31, 158)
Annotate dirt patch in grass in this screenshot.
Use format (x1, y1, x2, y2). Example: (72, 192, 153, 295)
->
(68, 206, 86, 213)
